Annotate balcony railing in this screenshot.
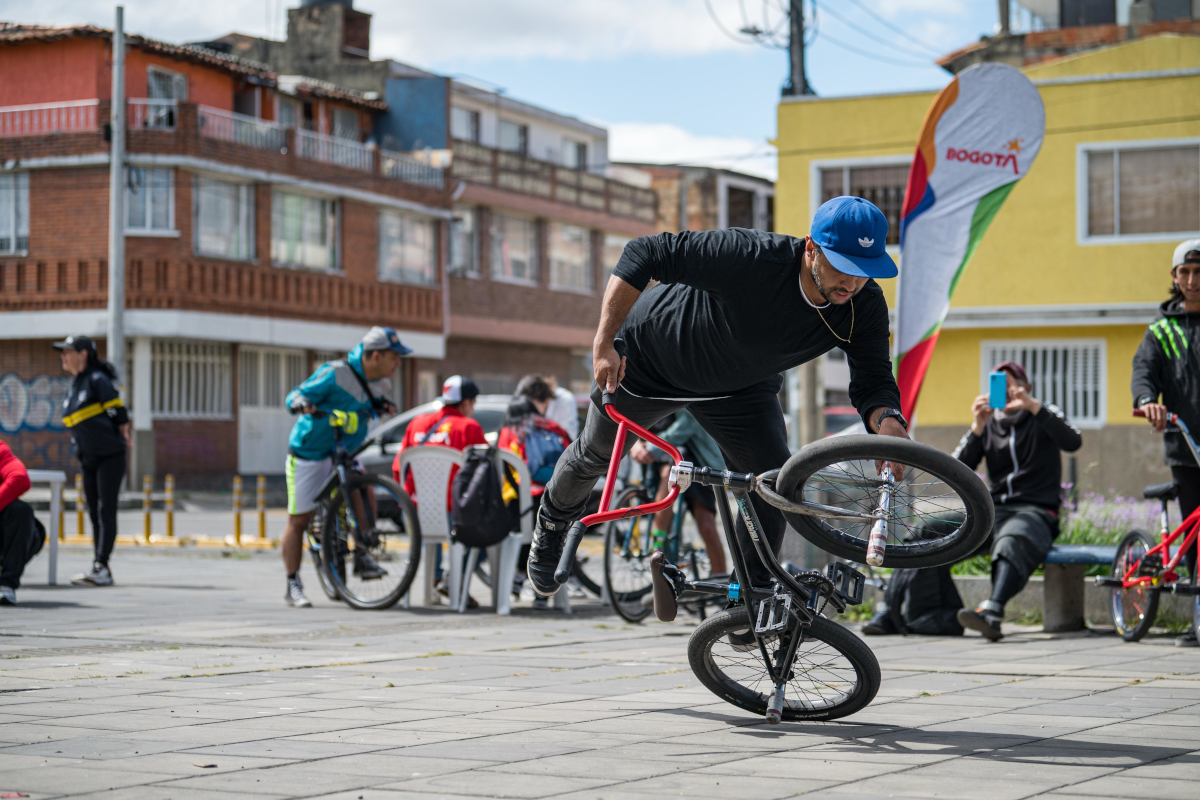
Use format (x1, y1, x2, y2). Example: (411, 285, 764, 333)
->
(451, 139, 656, 223)
(381, 149, 445, 190)
(0, 100, 98, 138)
(128, 98, 177, 131)
(197, 105, 287, 151)
(295, 128, 374, 172)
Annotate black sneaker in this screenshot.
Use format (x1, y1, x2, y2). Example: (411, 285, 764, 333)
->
(957, 607, 1003, 641)
(526, 510, 570, 596)
(861, 610, 898, 636)
(1175, 631, 1198, 648)
(354, 551, 387, 580)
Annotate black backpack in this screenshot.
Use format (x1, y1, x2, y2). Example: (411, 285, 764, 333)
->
(884, 565, 964, 636)
(451, 447, 519, 548)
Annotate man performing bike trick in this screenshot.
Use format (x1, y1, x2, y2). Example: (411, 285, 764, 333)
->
(280, 327, 409, 608)
(527, 196, 912, 598)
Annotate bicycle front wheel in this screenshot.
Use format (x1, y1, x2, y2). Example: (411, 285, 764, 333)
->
(775, 435, 993, 569)
(1110, 530, 1159, 642)
(307, 512, 340, 601)
(322, 474, 421, 610)
(688, 607, 880, 721)
(603, 487, 654, 623)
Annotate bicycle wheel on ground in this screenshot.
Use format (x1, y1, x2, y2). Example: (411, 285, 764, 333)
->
(322, 474, 421, 610)
(688, 607, 880, 722)
(603, 487, 654, 623)
(1190, 558, 1199, 644)
(775, 435, 993, 569)
(572, 556, 604, 597)
(307, 511, 340, 601)
(1110, 530, 1159, 641)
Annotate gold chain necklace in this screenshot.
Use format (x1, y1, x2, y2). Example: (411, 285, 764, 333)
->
(815, 298, 854, 344)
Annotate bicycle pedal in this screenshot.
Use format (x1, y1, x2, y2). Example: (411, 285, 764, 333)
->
(1136, 554, 1163, 576)
(755, 593, 792, 634)
(826, 562, 866, 605)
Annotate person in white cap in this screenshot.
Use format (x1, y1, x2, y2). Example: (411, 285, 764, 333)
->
(1132, 238, 1200, 647)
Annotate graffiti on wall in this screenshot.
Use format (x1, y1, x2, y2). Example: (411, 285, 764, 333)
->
(0, 374, 72, 432)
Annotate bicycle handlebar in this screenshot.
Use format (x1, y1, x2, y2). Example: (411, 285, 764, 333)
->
(1132, 408, 1179, 424)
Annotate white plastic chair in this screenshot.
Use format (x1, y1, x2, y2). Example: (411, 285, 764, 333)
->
(397, 446, 463, 607)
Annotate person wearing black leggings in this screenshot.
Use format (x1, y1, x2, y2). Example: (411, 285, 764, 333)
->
(55, 336, 129, 587)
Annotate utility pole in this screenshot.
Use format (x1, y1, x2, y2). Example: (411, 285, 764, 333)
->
(107, 6, 126, 385)
(781, 0, 809, 97)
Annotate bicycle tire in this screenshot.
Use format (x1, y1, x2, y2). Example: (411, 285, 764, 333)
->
(604, 487, 654, 623)
(688, 607, 880, 721)
(1110, 530, 1159, 642)
(572, 558, 603, 597)
(775, 435, 993, 569)
(322, 474, 421, 610)
(1190, 557, 1199, 644)
(307, 506, 340, 601)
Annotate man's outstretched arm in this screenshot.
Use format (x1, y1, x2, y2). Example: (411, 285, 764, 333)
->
(593, 275, 642, 392)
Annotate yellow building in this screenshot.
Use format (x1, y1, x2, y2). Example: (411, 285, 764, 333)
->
(776, 35, 1200, 496)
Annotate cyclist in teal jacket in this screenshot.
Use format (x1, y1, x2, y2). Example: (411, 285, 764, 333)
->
(281, 327, 408, 607)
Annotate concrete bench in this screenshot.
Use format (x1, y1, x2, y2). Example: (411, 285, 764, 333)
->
(1042, 544, 1117, 632)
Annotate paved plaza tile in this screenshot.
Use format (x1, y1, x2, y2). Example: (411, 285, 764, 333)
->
(0, 547, 1198, 799)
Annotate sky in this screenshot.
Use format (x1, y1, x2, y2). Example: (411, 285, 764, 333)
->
(8, 1, 1008, 179)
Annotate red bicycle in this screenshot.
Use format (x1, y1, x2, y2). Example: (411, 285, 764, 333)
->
(1098, 408, 1200, 641)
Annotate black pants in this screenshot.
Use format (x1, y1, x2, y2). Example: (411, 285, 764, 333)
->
(1171, 465, 1200, 575)
(542, 378, 791, 584)
(0, 500, 41, 590)
(82, 452, 125, 567)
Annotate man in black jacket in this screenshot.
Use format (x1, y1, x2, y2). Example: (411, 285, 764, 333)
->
(1132, 238, 1200, 647)
(953, 362, 1082, 640)
(526, 196, 911, 597)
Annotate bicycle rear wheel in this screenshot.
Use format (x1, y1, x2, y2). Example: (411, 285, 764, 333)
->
(688, 607, 880, 721)
(306, 510, 340, 601)
(775, 435, 993, 569)
(603, 487, 654, 623)
(322, 474, 421, 610)
(1110, 530, 1159, 642)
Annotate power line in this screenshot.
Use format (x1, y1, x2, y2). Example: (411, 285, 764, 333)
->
(816, 2, 941, 63)
(843, 0, 944, 56)
(814, 31, 934, 68)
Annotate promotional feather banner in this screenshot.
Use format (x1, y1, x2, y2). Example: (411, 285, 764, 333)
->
(895, 62, 1045, 421)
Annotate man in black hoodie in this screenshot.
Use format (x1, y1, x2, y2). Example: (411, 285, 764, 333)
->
(1132, 238, 1200, 647)
(954, 362, 1082, 640)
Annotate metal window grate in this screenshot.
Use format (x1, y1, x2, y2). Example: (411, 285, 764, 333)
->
(152, 340, 233, 419)
(981, 339, 1106, 428)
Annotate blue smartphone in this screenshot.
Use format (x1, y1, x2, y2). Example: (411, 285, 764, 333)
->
(989, 371, 1008, 410)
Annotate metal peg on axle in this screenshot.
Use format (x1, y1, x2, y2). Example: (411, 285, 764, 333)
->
(256, 475, 266, 540)
(232, 475, 243, 546)
(142, 474, 152, 544)
(164, 474, 175, 538)
(74, 472, 84, 540)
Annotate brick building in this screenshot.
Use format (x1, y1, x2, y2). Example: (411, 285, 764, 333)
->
(0, 22, 450, 486)
(214, 0, 658, 398)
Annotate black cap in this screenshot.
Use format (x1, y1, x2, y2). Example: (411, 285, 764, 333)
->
(52, 335, 97, 353)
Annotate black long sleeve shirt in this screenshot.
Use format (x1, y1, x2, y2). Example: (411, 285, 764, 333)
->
(1131, 300, 1200, 467)
(61, 367, 128, 464)
(611, 228, 900, 425)
(953, 405, 1082, 511)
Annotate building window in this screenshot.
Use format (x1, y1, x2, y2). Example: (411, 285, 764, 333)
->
(239, 347, 305, 410)
(151, 340, 232, 419)
(277, 98, 300, 128)
(195, 177, 254, 261)
(981, 339, 1106, 429)
(1084, 143, 1200, 240)
(819, 163, 909, 246)
(148, 66, 187, 100)
(549, 222, 593, 293)
(602, 233, 629, 285)
(451, 107, 481, 143)
(0, 172, 30, 256)
(379, 210, 437, 286)
(125, 167, 173, 234)
(490, 213, 538, 284)
(498, 120, 528, 155)
(562, 140, 587, 170)
(271, 191, 339, 271)
(449, 205, 479, 277)
(332, 108, 360, 140)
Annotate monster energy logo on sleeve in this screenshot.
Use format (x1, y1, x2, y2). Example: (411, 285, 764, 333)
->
(1151, 318, 1190, 360)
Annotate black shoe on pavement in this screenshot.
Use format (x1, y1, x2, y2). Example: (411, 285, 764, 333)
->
(1175, 630, 1198, 648)
(861, 609, 898, 636)
(957, 607, 1003, 641)
(354, 551, 387, 580)
(526, 510, 570, 596)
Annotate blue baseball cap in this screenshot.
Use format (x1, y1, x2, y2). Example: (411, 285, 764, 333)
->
(809, 196, 897, 279)
(362, 326, 412, 356)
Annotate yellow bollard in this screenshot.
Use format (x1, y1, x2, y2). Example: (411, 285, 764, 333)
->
(142, 474, 152, 543)
(164, 474, 175, 539)
(74, 472, 84, 540)
(257, 475, 267, 540)
(232, 475, 243, 545)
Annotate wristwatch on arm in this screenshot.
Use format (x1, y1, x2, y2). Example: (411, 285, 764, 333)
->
(875, 407, 908, 432)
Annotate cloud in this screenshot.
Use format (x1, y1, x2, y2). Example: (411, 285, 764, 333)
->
(607, 121, 776, 180)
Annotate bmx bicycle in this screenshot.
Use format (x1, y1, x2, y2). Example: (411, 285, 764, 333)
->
(553, 383, 994, 722)
(300, 409, 422, 610)
(1097, 408, 1200, 641)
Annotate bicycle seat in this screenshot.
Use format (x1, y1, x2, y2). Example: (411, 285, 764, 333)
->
(1144, 482, 1178, 501)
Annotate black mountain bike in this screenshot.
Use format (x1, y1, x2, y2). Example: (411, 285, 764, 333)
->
(302, 410, 422, 610)
(555, 388, 993, 722)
